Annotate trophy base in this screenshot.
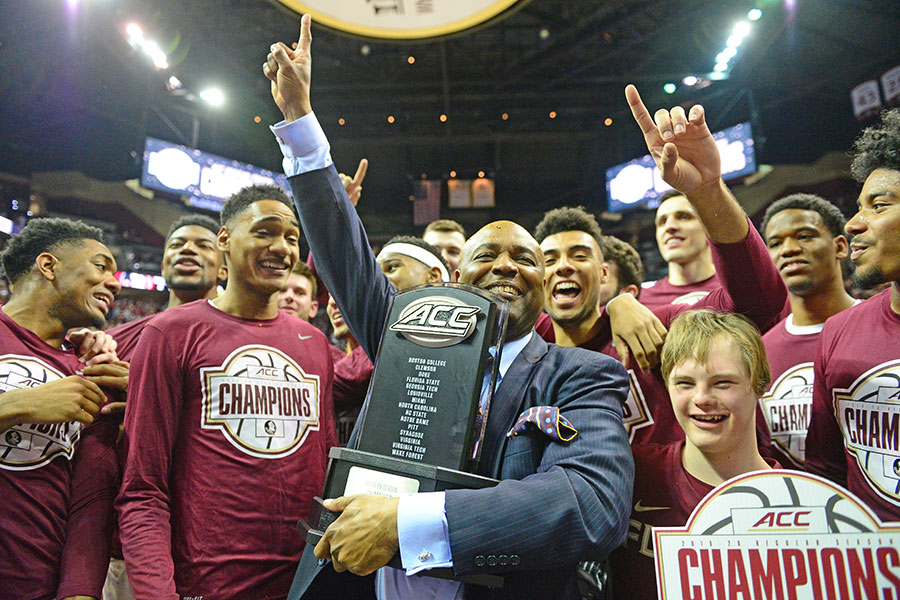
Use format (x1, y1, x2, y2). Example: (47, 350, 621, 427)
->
(298, 447, 503, 589)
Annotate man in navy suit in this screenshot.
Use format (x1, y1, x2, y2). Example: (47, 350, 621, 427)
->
(265, 16, 632, 600)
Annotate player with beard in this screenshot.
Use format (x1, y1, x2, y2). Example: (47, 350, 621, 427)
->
(108, 214, 224, 357)
(607, 310, 779, 600)
(806, 108, 900, 523)
(278, 260, 319, 321)
(758, 194, 856, 469)
(116, 185, 337, 600)
(0, 217, 123, 600)
(641, 190, 719, 308)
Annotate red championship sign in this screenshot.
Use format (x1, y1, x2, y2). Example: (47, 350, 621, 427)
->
(654, 470, 900, 599)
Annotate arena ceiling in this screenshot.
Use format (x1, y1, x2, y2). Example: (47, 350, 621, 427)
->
(1, 0, 899, 238)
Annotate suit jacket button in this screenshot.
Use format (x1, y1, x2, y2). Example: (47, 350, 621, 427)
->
(510, 554, 520, 566)
(474, 555, 486, 567)
(498, 554, 508, 566)
(487, 554, 497, 566)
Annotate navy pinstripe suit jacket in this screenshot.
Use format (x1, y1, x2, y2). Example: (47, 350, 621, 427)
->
(288, 166, 633, 599)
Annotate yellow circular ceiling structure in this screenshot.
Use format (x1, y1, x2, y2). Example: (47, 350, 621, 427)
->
(275, 0, 528, 40)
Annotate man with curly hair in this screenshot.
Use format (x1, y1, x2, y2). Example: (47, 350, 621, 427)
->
(806, 108, 900, 523)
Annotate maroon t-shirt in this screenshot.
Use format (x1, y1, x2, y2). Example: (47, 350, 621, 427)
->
(332, 344, 373, 446)
(116, 300, 337, 600)
(608, 442, 780, 600)
(107, 312, 157, 361)
(760, 315, 823, 469)
(806, 289, 900, 524)
(0, 310, 117, 600)
(639, 273, 720, 309)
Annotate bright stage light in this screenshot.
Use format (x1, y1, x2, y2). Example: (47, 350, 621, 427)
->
(714, 62, 728, 72)
(682, 75, 698, 86)
(733, 21, 751, 38)
(748, 8, 763, 21)
(663, 83, 676, 94)
(199, 88, 225, 107)
(726, 34, 743, 48)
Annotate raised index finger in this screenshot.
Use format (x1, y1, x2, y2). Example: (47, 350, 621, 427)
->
(297, 13, 312, 55)
(625, 84, 658, 137)
(352, 158, 368, 186)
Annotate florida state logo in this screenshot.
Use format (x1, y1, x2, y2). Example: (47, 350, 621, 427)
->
(201, 345, 321, 459)
(0, 355, 80, 470)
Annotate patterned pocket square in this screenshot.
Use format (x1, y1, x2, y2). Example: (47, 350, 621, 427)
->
(506, 406, 577, 442)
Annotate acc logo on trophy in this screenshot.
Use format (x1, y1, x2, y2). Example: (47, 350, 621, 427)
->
(389, 296, 481, 348)
(0, 355, 80, 470)
(834, 359, 900, 507)
(201, 345, 321, 459)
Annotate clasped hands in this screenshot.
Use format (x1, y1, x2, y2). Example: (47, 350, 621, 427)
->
(313, 494, 400, 576)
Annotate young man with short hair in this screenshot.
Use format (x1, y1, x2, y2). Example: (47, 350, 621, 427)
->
(641, 190, 719, 308)
(758, 194, 856, 469)
(423, 219, 466, 273)
(116, 185, 337, 600)
(278, 260, 319, 321)
(108, 213, 224, 357)
(608, 310, 779, 599)
(806, 108, 900, 523)
(0, 217, 123, 600)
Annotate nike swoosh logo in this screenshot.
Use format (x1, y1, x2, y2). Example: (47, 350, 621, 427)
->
(298, 334, 313, 340)
(634, 500, 669, 513)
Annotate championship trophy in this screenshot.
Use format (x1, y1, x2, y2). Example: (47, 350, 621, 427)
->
(295, 282, 508, 590)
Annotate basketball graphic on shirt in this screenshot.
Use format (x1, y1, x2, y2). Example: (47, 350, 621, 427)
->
(200, 345, 321, 459)
(759, 362, 814, 466)
(623, 369, 653, 442)
(0, 355, 81, 470)
(654, 471, 898, 600)
(834, 359, 900, 507)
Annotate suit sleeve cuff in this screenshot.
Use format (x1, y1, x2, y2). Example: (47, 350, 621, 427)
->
(270, 112, 333, 176)
(397, 491, 453, 575)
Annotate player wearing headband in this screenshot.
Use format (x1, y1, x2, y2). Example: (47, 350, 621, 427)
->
(375, 235, 450, 291)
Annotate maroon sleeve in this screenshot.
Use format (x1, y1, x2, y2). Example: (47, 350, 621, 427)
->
(115, 325, 184, 600)
(659, 221, 787, 334)
(706, 220, 787, 333)
(332, 346, 373, 411)
(56, 419, 119, 599)
(804, 330, 848, 486)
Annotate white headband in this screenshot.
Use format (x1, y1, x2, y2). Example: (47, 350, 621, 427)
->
(376, 242, 450, 282)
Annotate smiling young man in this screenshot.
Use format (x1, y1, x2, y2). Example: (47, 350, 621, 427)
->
(278, 260, 319, 321)
(116, 185, 337, 600)
(805, 108, 900, 523)
(0, 217, 122, 600)
(108, 214, 224, 358)
(608, 310, 778, 600)
(423, 219, 467, 274)
(641, 190, 719, 308)
(757, 194, 856, 469)
(264, 17, 632, 599)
